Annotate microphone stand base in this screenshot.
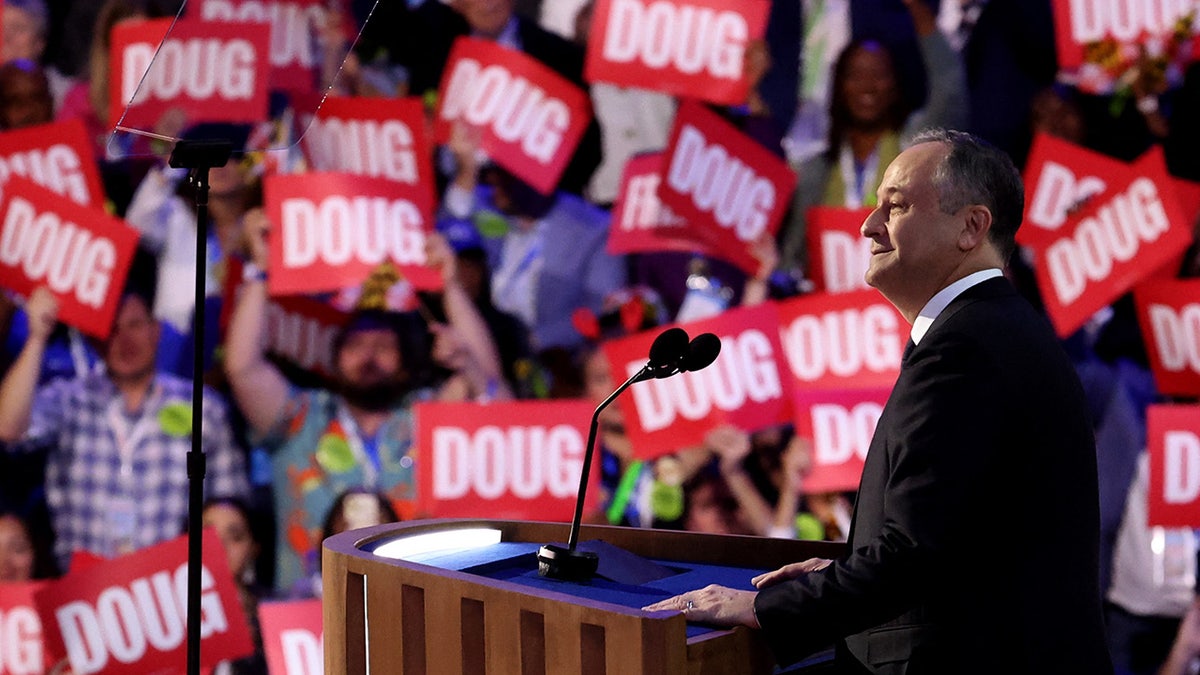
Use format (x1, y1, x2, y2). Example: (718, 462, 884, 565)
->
(537, 544, 599, 582)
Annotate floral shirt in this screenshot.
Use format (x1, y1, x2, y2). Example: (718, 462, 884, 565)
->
(261, 387, 429, 592)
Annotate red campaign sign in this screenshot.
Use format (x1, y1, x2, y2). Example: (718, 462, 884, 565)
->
(608, 152, 705, 257)
(1021, 133, 1133, 248)
(792, 388, 890, 494)
(0, 581, 56, 675)
(0, 120, 107, 209)
(775, 289, 905, 392)
(0, 177, 139, 339)
(299, 96, 435, 202)
(415, 400, 599, 520)
(1175, 177, 1200, 228)
(1031, 147, 1194, 337)
(435, 38, 593, 195)
(1135, 279, 1200, 398)
(1148, 404, 1200, 528)
(604, 303, 792, 460)
(196, 0, 331, 96)
(265, 172, 440, 297)
(585, 0, 770, 105)
(110, 18, 271, 133)
(33, 532, 254, 675)
(805, 207, 874, 294)
(259, 599, 322, 675)
(265, 295, 350, 379)
(1050, 0, 1200, 91)
(657, 99, 796, 275)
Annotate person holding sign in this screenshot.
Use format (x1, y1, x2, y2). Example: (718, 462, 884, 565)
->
(0, 286, 250, 571)
(441, 124, 626, 354)
(645, 130, 1112, 674)
(224, 211, 510, 592)
(778, 0, 967, 279)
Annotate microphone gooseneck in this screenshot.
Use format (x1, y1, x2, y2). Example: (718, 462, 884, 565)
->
(537, 327, 723, 581)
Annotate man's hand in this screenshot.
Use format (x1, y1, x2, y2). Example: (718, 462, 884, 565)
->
(25, 287, 59, 342)
(752, 558, 832, 589)
(642, 584, 760, 628)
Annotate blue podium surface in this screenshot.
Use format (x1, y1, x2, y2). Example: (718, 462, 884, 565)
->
(373, 540, 770, 640)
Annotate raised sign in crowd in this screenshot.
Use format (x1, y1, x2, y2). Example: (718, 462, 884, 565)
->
(0, 0, 1197, 673)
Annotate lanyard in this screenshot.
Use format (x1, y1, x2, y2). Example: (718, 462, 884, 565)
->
(105, 381, 162, 479)
(335, 404, 381, 489)
(837, 144, 880, 208)
(606, 460, 644, 525)
(493, 226, 545, 302)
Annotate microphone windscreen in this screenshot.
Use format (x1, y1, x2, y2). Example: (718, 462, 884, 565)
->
(681, 333, 722, 372)
(647, 327, 689, 367)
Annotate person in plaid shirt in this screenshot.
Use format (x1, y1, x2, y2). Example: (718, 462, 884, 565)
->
(0, 286, 250, 570)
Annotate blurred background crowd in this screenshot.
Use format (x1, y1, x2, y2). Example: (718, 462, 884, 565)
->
(0, 0, 1198, 673)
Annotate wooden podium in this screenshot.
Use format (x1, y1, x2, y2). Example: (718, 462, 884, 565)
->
(323, 519, 844, 675)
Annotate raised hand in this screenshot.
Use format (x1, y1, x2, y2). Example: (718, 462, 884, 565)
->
(25, 287, 59, 342)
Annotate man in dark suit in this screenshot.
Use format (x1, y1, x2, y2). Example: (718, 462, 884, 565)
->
(644, 129, 1113, 674)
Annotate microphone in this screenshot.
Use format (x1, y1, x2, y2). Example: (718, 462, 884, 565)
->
(537, 328, 722, 581)
(635, 326, 689, 382)
(681, 333, 721, 373)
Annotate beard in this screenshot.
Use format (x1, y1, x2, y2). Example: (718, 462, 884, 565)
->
(335, 367, 410, 412)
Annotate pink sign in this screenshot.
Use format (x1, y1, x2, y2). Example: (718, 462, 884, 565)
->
(775, 289, 906, 392)
(585, 0, 770, 104)
(196, 0, 333, 96)
(265, 172, 440, 296)
(416, 400, 599, 520)
(260, 599, 323, 675)
(0, 177, 140, 339)
(657, 99, 796, 274)
(111, 18, 271, 131)
(436, 38, 592, 194)
(1135, 279, 1200, 398)
(608, 152, 704, 256)
(793, 388, 891, 494)
(805, 207, 874, 294)
(604, 303, 792, 459)
(1148, 404, 1200, 528)
(0, 120, 107, 209)
(34, 533, 253, 675)
(1030, 147, 1193, 337)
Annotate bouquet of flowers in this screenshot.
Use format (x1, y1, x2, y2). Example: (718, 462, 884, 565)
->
(1073, 10, 1197, 115)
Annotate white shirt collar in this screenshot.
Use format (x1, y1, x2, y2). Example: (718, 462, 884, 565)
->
(910, 269, 1002, 344)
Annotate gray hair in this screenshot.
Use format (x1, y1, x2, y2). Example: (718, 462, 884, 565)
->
(910, 128, 1025, 262)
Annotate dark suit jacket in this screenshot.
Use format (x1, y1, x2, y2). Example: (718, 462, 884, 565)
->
(755, 277, 1113, 675)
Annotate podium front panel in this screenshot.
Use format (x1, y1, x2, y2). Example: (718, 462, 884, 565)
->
(323, 519, 844, 674)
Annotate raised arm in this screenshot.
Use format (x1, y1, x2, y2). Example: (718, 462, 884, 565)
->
(0, 288, 57, 442)
(426, 232, 512, 401)
(222, 208, 291, 437)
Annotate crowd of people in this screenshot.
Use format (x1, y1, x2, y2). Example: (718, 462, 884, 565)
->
(0, 0, 1197, 673)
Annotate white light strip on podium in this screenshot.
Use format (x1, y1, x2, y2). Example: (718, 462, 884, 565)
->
(371, 528, 503, 561)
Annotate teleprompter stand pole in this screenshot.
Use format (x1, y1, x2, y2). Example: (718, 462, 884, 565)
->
(168, 139, 233, 675)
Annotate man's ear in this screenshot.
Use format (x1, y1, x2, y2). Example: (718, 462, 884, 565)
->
(958, 205, 993, 251)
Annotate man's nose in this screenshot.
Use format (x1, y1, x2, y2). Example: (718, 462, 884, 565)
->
(861, 208, 884, 238)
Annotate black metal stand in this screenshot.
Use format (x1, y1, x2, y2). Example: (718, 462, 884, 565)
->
(168, 139, 232, 675)
(537, 365, 651, 582)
